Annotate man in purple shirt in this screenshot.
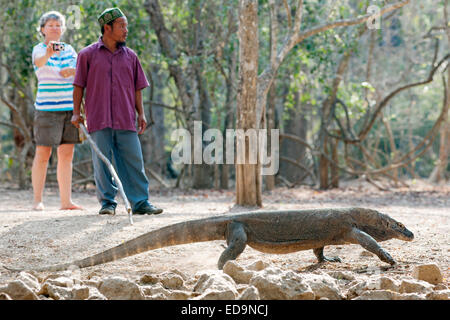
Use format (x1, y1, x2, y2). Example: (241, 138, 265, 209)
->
(71, 8, 163, 216)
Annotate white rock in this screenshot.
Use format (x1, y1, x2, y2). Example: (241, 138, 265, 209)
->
(377, 277, 401, 292)
(352, 290, 397, 300)
(86, 287, 107, 300)
(346, 276, 401, 299)
(0, 292, 12, 300)
(45, 276, 74, 288)
(98, 277, 145, 300)
(399, 279, 434, 294)
(82, 276, 102, 289)
(193, 270, 238, 299)
(140, 272, 186, 290)
(353, 289, 425, 300)
(168, 269, 188, 281)
(39, 276, 76, 299)
(246, 260, 269, 271)
(194, 289, 237, 300)
(141, 284, 170, 298)
(72, 285, 90, 300)
(140, 274, 160, 285)
(426, 290, 450, 300)
(145, 293, 167, 300)
(249, 268, 314, 300)
(433, 284, 448, 291)
(223, 261, 254, 284)
(159, 272, 185, 290)
(412, 264, 443, 285)
(238, 286, 260, 300)
(167, 290, 192, 300)
(40, 283, 72, 300)
(300, 273, 344, 300)
(393, 293, 426, 300)
(346, 281, 368, 299)
(1, 280, 39, 300)
(18, 272, 40, 292)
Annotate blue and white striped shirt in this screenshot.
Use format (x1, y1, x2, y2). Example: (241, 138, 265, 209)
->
(32, 42, 77, 111)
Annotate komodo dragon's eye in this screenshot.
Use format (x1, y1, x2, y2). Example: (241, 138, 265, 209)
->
(397, 223, 404, 229)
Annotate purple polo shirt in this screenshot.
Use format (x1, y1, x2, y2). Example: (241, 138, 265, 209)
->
(73, 37, 149, 133)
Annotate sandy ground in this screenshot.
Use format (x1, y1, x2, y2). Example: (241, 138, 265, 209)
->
(0, 179, 449, 285)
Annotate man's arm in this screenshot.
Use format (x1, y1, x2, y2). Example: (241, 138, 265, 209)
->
(135, 89, 147, 135)
(71, 85, 84, 128)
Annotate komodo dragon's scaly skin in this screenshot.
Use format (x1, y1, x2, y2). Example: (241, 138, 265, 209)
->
(4, 207, 414, 272)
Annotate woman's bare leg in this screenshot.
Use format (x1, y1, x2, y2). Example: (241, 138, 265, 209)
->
(57, 143, 82, 210)
(32, 146, 52, 210)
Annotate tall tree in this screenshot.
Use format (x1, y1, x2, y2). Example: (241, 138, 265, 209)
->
(235, 0, 411, 206)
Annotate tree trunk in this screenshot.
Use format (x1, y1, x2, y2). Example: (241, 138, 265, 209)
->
(236, 0, 261, 207)
(330, 137, 339, 188)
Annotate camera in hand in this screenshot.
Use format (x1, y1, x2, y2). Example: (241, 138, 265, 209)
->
(51, 42, 65, 51)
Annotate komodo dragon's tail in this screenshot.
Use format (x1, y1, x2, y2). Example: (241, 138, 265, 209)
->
(4, 216, 229, 272)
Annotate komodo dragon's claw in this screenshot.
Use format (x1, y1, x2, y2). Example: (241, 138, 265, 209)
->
(322, 256, 342, 263)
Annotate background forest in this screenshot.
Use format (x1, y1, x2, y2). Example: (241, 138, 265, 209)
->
(0, 0, 448, 206)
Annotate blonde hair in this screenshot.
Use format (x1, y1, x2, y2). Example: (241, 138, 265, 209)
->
(37, 11, 66, 37)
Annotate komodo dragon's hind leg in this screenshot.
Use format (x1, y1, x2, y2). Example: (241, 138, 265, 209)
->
(313, 247, 342, 263)
(217, 221, 247, 270)
(348, 228, 396, 265)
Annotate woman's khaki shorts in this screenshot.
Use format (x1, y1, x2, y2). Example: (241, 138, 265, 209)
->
(33, 110, 81, 147)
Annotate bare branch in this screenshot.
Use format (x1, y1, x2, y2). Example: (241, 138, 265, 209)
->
(279, 133, 314, 151)
(279, 156, 314, 179)
(358, 53, 450, 141)
(144, 100, 185, 114)
(0, 62, 34, 104)
(282, 0, 292, 29)
(0, 120, 21, 132)
(293, 0, 304, 33)
(296, 0, 411, 44)
(0, 94, 31, 141)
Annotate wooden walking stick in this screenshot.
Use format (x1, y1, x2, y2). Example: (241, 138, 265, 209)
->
(79, 123, 133, 225)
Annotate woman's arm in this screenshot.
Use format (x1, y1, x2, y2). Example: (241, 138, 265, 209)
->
(60, 67, 76, 78)
(34, 44, 55, 68)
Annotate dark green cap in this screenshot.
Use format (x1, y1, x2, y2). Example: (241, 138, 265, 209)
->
(98, 7, 125, 27)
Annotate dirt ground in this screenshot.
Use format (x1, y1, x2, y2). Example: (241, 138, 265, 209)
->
(0, 179, 448, 286)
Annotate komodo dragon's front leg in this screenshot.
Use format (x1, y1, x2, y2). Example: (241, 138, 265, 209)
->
(347, 228, 396, 265)
(218, 221, 247, 269)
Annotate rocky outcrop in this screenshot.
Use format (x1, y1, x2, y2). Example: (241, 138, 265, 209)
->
(0, 263, 447, 300)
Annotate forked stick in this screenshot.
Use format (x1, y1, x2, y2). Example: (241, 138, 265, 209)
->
(79, 123, 133, 225)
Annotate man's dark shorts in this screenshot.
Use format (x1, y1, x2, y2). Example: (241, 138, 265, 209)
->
(33, 110, 81, 147)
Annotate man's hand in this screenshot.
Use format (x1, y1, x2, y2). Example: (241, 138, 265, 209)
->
(137, 114, 147, 135)
(71, 114, 84, 128)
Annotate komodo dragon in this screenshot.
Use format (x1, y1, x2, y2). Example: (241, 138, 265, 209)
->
(4, 207, 414, 272)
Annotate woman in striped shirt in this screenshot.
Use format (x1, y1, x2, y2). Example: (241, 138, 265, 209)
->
(31, 11, 82, 211)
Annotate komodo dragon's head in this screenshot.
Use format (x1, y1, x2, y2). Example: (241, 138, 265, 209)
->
(350, 208, 414, 242)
